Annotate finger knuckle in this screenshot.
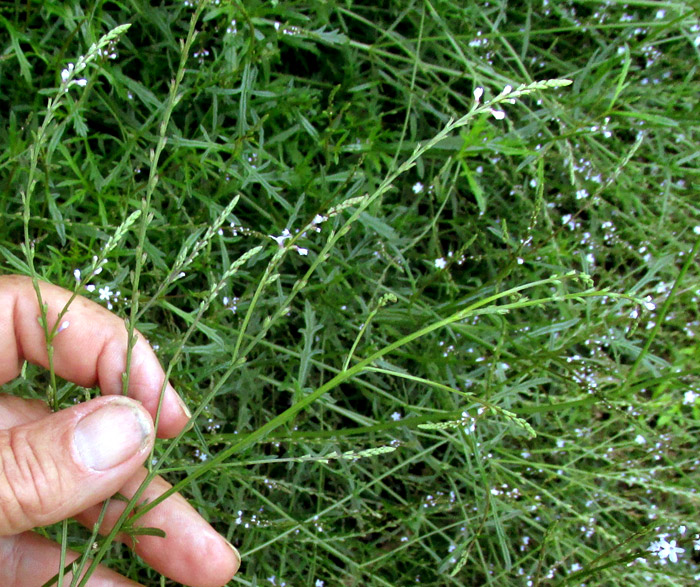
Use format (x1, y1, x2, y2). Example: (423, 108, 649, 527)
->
(0, 428, 61, 532)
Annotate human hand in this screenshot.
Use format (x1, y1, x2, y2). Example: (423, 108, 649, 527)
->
(0, 275, 240, 586)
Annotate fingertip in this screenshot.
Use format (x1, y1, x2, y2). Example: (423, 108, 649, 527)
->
(224, 538, 242, 576)
(188, 531, 243, 587)
(78, 472, 241, 587)
(204, 534, 242, 587)
(120, 344, 189, 438)
(73, 397, 155, 472)
(150, 382, 191, 439)
(0, 396, 156, 535)
(172, 383, 192, 420)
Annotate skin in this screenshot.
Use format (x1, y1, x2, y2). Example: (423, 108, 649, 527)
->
(0, 275, 240, 587)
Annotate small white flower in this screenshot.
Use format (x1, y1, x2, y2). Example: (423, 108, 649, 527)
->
(656, 538, 684, 563)
(85, 284, 96, 293)
(390, 412, 402, 421)
(73, 269, 81, 282)
(683, 390, 698, 405)
(502, 84, 512, 95)
(271, 228, 291, 246)
(649, 537, 684, 563)
(434, 257, 447, 269)
(98, 286, 113, 301)
(635, 434, 646, 445)
(412, 181, 424, 194)
(315, 581, 324, 587)
(473, 87, 484, 102)
(296, 247, 309, 256)
(57, 320, 70, 333)
(490, 109, 506, 120)
(693, 226, 700, 235)
(61, 63, 74, 82)
(75, 78, 88, 87)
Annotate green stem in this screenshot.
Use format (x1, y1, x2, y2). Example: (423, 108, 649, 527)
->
(625, 236, 700, 392)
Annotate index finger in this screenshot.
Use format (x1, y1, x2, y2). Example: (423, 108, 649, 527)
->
(0, 274, 190, 438)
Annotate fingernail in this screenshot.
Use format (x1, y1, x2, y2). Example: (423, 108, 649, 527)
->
(224, 539, 241, 570)
(170, 384, 192, 420)
(74, 399, 153, 471)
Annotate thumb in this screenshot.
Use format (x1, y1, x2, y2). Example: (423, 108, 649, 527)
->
(0, 396, 154, 535)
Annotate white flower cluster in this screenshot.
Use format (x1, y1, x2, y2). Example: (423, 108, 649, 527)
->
(60, 62, 87, 89)
(460, 411, 476, 434)
(74, 262, 122, 311)
(222, 296, 240, 314)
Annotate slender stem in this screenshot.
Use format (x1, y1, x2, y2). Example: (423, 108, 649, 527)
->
(57, 519, 68, 586)
(70, 498, 112, 587)
(625, 236, 700, 390)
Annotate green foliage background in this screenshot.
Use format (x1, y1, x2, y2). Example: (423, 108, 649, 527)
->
(1, 0, 699, 585)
